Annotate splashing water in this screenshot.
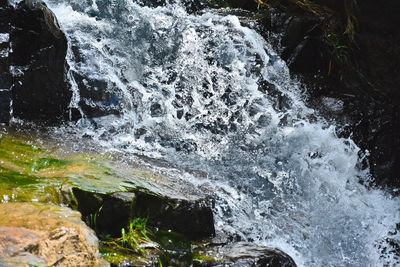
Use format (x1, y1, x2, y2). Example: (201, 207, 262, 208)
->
(29, 0, 400, 265)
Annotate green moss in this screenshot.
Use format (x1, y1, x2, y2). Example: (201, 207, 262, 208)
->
(0, 134, 129, 205)
(193, 254, 218, 263)
(192, 248, 224, 265)
(100, 246, 154, 266)
(30, 158, 69, 172)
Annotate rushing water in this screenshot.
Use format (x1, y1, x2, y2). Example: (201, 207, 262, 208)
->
(17, 0, 400, 265)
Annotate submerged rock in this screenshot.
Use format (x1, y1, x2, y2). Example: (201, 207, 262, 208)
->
(0, 202, 107, 267)
(8, 0, 73, 123)
(193, 242, 296, 267)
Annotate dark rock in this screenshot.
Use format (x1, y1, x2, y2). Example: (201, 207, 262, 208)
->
(72, 71, 121, 118)
(72, 187, 215, 240)
(285, 36, 326, 73)
(71, 187, 105, 216)
(356, 0, 400, 100)
(9, 0, 72, 123)
(155, 230, 194, 267)
(134, 190, 215, 240)
(0, 72, 11, 88)
(98, 192, 136, 236)
(280, 16, 326, 74)
(0, 31, 10, 124)
(0, 89, 10, 123)
(342, 97, 400, 191)
(193, 242, 296, 267)
(0, 3, 9, 11)
(0, 0, 9, 8)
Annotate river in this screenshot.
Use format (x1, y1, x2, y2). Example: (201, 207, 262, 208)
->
(16, 0, 400, 265)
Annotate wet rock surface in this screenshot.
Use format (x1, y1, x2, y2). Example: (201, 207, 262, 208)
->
(0, 0, 74, 124)
(0, 202, 106, 267)
(0, 131, 218, 266)
(193, 242, 296, 267)
(0, 131, 215, 242)
(10, 0, 72, 123)
(73, 186, 215, 240)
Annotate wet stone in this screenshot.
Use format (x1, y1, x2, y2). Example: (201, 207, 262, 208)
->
(73, 187, 215, 241)
(193, 242, 296, 267)
(0, 72, 10, 88)
(0, 33, 9, 50)
(0, 8, 11, 33)
(10, 0, 72, 123)
(0, 89, 10, 123)
(134, 190, 215, 241)
(72, 71, 121, 118)
(97, 192, 136, 237)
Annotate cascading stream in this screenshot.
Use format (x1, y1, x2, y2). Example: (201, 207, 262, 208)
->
(23, 0, 400, 265)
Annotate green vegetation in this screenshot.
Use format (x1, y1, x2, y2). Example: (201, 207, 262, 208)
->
(0, 132, 130, 204)
(0, 132, 212, 266)
(193, 253, 219, 263)
(100, 218, 158, 265)
(102, 218, 155, 255)
(100, 218, 195, 266)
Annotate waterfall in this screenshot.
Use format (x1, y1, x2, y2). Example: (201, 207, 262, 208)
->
(30, 0, 400, 265)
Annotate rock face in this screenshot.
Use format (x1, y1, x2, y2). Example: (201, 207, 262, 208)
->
(0, 0, 75, 124)
(252, 1, 400, 192)
(193, 242, 296, 267)
(0, 202, 107, 267)
(9, 0, 72, 123)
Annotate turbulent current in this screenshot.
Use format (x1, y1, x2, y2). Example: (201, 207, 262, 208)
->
(22, 0, 400, 265)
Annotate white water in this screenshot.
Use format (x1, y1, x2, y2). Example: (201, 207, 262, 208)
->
(33, 0, 400, 265)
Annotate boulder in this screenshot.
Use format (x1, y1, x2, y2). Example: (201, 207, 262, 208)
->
(0, 202, 108, 267)
(133, 189, 215, 240)
(193, 242, 296, 267)
(9, 0, 73, 123)
(73, 187, 215, 240)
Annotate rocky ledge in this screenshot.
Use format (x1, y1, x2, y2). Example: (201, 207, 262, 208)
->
(0, 130, 296, 266)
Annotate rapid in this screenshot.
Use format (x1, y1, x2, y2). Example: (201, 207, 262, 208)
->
(17, 0, 400, 265)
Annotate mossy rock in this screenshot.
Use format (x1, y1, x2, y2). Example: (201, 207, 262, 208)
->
(0, 133, 127, 204)
(0, 131, 215, 242)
